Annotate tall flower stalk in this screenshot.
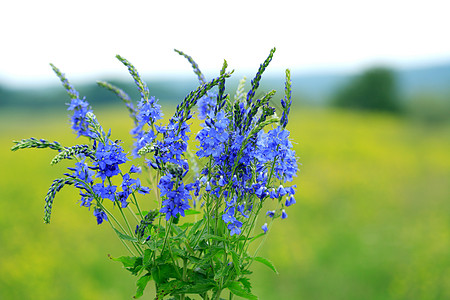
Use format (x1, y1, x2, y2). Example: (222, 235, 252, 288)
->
(11, 48, 299, 300)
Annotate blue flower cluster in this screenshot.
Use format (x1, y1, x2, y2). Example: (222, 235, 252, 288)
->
(55, 78, 151, 224)
(93, 139, 128, 180)
(187, 54, 298, 235)
(150, 114, 196, 219)
(131, 96, 163, 157)
(65, 134, 150, 223)
(67, 97, 94, 138)
(49, 64, 95, 139)
(196, 110, 229, 159)
(158, 174, 195, 220)
(257, 127, 298, 182)
(50, 49, 298, 235)
(197, 91, 217, 120)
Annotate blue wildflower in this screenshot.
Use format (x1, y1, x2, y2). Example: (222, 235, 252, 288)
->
(153, 117, 190, 168)
(67, 161, 94, 187)
(93, 183, 117, 201)
(196, 110, 229, 159)
(262, 223, 268, 233)
(131, 96, 163, 156)
(285, 195, 296, 207)
(281, 209, 288, 219)
(222, 206, 236, 223)
(79, 195, 93, 208)
(94, 208, 108, 225)
(197, 91, 217, 119)
(67, 96, 94, 138)
(277, 185, 287, 197)
(129, 165, 141, 173)
(266, 210, 275, 218)
(238, 204, 249, 218)
(257, 126, 298, 182)
(136, 96, 162, 126)
(92, 140, 128, 181)
(159, 175, 192, 220)
(227, 220, 243, 236)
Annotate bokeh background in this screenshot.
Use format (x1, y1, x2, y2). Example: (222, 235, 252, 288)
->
(1, 1, 449, 299)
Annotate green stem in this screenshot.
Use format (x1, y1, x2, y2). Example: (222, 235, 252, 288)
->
(180, 258, 188, 300)
(161, 218, 173, 254)
(99, 203, 136, 256)
(130, 192, 144, 220)
(213, 289, 222, 300)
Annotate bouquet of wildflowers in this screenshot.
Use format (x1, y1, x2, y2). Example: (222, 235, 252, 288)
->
(11, 48, 298, 299)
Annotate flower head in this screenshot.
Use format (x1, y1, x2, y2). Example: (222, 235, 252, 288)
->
(94, 208, 108, 225)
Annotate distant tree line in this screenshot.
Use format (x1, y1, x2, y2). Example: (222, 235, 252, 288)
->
(331, 67, 402, 113)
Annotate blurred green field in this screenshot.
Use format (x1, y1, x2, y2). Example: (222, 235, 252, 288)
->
(1, 105, 449, 299)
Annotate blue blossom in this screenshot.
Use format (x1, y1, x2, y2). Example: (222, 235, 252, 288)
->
(131, 96, 163, 156)
(257, 127, 298, 182)
(268, 188, 278, 199)
(281, 209, 288, 219)
(238, 204, 249, 218)
(92, 140, 128, 181)
(285, 195, 296, 207)
(222, 206, 236, 223)
(277, 185, 287, 197)
(197, 91, 217, 119)
(129, 165, 141, 173)
(227, 220, 243, 236)
(255, 185, 268, 199)
(67, 97, 94, 138)
(262, 223, 268, 233)
(158, 174, 192, 220)
(205, 181, 211, 192)
(93, 183, 117, 201)
(136, 96, 162, 126)
(196, 110, 229, 159)
(94, 208, 108, 225)
(79, 195, 93, 208)
(67, 161, 94, 187)
(266, 210, 275, 218)
(121, 173, 139, 192)
(153, 117, 190, 169)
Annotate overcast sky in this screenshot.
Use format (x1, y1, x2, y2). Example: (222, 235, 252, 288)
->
(1, 0, 449, 87)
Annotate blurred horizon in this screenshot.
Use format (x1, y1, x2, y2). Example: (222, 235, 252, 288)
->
(1, 55, 450, 89)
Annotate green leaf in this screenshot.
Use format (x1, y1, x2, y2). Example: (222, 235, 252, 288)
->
(238, 277, 252, 293)
(113, 228, 138, 242)
(230, 249, 241, 275)
(151, 264, 181, 284)
(178, 222, 194, 230)
(201, 246, 225, 261)
(176, 282, 216, 294)
(186, 255, 201, 264)
(109, 255, 137, 268)
(227, 281, 258, 300)
(249, 233, 265, 243)
(253, 256, 278, 274)
(188, 218, 204, 240)
(214, 263, 231, 281)
(203, 233, 228, 242)
(110, 255, 143, 275)
(171, 223, 183, 235)
(143, 249, 152, 268)
(134, 273, 151, 299)
(157, 280, 187, 297)
(184, 209, 201, 216)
